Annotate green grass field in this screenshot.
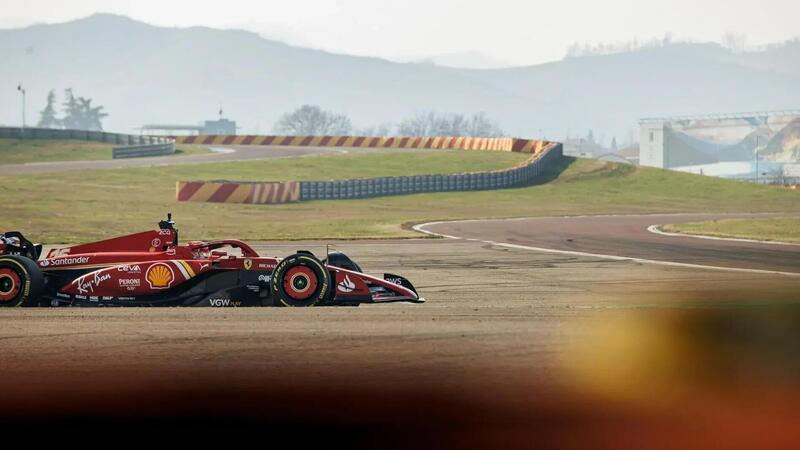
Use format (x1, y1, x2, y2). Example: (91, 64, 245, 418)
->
(1, 152, 798, 243)
(662, 217, 800, 243)
(0, 139, 208, 164)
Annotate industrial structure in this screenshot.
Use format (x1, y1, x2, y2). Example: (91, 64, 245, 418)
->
(639, 110, 800, 183)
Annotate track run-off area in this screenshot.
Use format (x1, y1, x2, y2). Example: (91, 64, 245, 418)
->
(416, 213, 800, 276)
(0, 144, 369, 175)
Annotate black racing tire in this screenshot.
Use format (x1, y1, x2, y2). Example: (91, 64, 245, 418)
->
(0, 255, 45, 307)
(271, 253, 331, 307)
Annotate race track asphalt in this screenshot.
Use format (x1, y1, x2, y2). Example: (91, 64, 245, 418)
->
(0, 144, 388, 175)
(418, 213, 800, 275)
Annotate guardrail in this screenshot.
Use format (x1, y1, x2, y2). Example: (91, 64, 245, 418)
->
(302, 142, 561, 201)
(112, 142, 176, 159)
(176, 141, 563, 204)
(0, 126, 175, 159)
(173, 134, 517, 151)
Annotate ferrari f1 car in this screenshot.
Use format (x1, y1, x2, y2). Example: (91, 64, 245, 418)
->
(0, 215, 424, 307)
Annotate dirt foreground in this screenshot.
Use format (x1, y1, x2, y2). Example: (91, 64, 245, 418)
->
(2, 239, 799, 448)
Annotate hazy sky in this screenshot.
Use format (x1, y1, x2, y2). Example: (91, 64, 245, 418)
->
(2, 0, 799, 65)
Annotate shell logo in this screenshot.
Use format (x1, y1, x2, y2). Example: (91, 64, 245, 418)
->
(146, 263, 175, 289)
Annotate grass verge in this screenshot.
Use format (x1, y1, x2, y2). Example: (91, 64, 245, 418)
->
(662, 217, 800, 243)
(0, 139, 209, 164)
(0, 154, 798, 243)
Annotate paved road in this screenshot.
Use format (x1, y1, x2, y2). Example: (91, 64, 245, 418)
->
(0, 145, 391, 175)
(418, 213, 800, 275)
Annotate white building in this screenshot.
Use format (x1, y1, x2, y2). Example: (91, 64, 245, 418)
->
(638, 110, 800, 181)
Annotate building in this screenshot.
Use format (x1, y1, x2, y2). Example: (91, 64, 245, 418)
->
(639, 110, 800, 182)
(201, 118, 236, 135)
(141, 118, 238, 136)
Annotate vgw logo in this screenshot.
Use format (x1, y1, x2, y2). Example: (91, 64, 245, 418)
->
(209, 298, 241, 307)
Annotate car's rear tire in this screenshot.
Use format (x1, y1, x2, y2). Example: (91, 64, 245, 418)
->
(0, 255, 44, 307)
(271, 253, 331, 307)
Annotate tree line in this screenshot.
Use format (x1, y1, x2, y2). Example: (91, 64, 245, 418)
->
(37, 89, 108, 131)
(34, 98, 503, 137)
(274, 105, 505, 137)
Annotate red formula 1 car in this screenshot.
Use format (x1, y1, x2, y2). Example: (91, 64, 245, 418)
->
(0, 215, 424, 308)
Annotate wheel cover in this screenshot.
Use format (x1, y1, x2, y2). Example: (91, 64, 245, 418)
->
(0, 268, 21, 303)
(283, 266, 318, 301)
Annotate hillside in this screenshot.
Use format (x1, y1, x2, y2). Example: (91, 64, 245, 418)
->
(2, 14, 799, 140)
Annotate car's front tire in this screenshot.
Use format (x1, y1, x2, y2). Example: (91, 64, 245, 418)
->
(0, 255, 44, 307)
(271, 253, 331, 307)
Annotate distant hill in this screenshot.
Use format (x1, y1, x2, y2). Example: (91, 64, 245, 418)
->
(2, 14, 799, 139)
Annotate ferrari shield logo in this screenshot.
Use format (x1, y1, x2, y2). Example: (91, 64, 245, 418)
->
(243, 259, 253, 270)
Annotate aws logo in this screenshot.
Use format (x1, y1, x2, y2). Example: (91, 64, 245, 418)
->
(146, 263, 175, 289)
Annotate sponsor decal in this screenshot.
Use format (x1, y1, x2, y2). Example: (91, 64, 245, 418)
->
(145, 263, 175, 290)
(209, 298, 241, 307)
(258, 274, 271, 283)
(77, 272, 112, 294)
(386, 277, 404, 286)
(337, 275, 356, 293)
(117, 265, 141, 273)
(119, 278, 141, 290)
(243, 259, 253, 270)
(158, 229, 171, 236)
(46, 248, 70, 258)
(45, 256, 90, 267)
(258, 263, 276, 270)
(56, 292, 71, 299)
(176, 260, 196, 278)
(151, 238, 162, 248)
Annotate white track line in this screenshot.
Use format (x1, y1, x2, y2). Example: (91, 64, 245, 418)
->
(413, 220, 800, 278)
(208, 146, 237, 154)
(647, 225, 800, 247)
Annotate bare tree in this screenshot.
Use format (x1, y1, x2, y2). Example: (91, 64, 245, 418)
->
(564, 33, 681, 59)
(397, 111, 441, 136)
(722, 32, 747, 52)
(356, 123, 394, 136)
(274, 105, 352, 135)
(465, 112, 504, 137)
(398, 111, 504, 137)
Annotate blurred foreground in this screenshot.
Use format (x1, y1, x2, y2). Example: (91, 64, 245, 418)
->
(1, 240, 798, 448)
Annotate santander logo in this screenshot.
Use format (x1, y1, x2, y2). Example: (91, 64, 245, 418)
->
(337, 275, 356, 293)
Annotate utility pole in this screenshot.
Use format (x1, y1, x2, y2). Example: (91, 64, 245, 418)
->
(755, 135, 761, 184)
(17, 83, 26, 138)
